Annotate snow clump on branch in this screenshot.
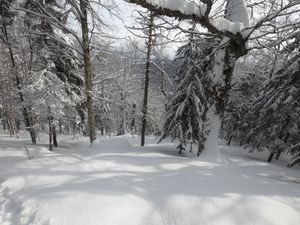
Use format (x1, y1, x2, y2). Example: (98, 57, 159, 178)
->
(146, 0, 207, 16)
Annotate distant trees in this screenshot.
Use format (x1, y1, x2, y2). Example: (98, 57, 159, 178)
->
(0, 0, 299, 168)
(222, 31, 300, 166)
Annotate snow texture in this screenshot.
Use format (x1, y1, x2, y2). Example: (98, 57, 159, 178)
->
(201, 107, 222, 162)
(212, 0, 250, 34)
(225, 0, 250, 26)
(146, 0, 207, 16)
(212, 17, 245, 34)
(0, 130, 300, 225)
(211, 37, 229, 85)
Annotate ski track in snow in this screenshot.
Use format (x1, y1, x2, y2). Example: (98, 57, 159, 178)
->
(0, 131, 300, 225)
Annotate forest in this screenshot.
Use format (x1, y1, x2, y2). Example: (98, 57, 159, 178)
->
(1, 0, 299, 165)
(0, 1, 299, 224)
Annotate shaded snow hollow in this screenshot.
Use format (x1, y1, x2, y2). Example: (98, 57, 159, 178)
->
(0, 131, 300, 225)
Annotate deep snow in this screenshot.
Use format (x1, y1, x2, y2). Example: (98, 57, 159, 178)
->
(0, 130, 300, 225)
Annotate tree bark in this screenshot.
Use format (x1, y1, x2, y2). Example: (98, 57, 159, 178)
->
(267, 152, 275, 162)
(48, 116, 53, 151)
(3, 24, 37, 144)
(66, 124, 70, 134)
(2, 120, 6, 130)
(227, 136, 233, 145)
(275, 152, 281, 160)
(53, 124, 58, 147)
(131, 103, 136, 136)
(213, 39, 247, 115)
(141, 13, 154, 146)
(79, 0, 97, 144)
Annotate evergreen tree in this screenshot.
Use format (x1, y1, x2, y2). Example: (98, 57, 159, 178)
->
(222, 61, 266, 146)
(159, 32, 216, 156)
(244, 33, 300, 164)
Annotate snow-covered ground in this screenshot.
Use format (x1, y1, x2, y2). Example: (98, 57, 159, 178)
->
(0, 130, 300, 225)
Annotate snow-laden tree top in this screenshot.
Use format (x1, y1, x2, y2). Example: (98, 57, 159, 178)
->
(145, 0, 208, 16)
(225, 0, 250, 26)
(136, 0, 250, 34)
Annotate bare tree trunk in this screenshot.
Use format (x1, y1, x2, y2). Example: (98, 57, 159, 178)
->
(79, 0, 97, 144)
(53, 124, 58, 147)
(141, 13, 154, 146)
(118, 93, 126, 135)
(72, 121, 76, 133)
(100, 125, 104, 136)
(131, 103, 136, 136)
(66, 124, 70, 134)
(7, 117, 13, 137)
(267, 152, 275, 163)
(48, 116, 53, 151)
(275, 152, 281, 160)
(227, 136, 233, 145)
(3, 25, 37, 144)
(2, 120, 6, 130)
(16, 119, 20, 131)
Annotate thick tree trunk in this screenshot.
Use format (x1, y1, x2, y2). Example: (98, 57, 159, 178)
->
(267, 152, 275, 162)
(101, 126, 104, 136)
(141, 13, 154, 146)
(53, 130, 57, 147)
(79, 0, 97, 144)
(213, 39, 247, 115)
(53, 124, 58, 147)
(205, 39, 247, 155)
(227, 135, 233, 145)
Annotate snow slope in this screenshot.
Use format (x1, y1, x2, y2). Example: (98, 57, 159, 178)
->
(0, 130, 300, 225)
